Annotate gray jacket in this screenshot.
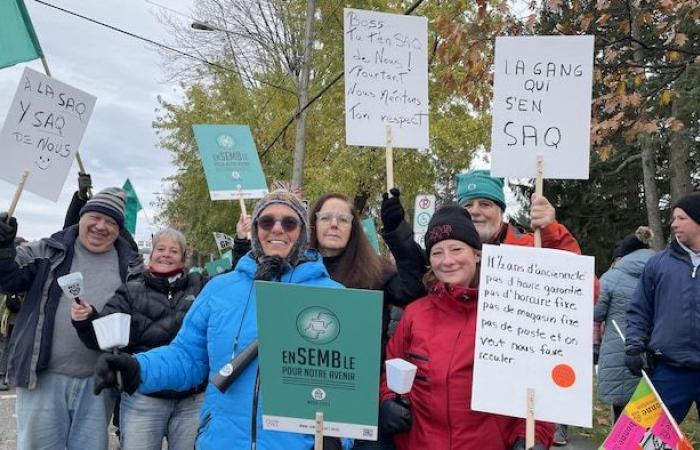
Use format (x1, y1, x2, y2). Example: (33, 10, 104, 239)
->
(594, 248, 654, 405)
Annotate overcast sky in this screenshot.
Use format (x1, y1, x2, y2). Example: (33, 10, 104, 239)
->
(0, 0, 197, 241)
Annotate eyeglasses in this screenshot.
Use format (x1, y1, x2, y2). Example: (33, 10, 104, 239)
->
(316, 211, 353, 226)
(257, 215, 300, 232)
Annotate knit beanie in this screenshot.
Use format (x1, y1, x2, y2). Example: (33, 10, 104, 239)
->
(79, 187, 127, 228)
(250, 189, 309, 266)
(613, 226, 653, 259)
(425, 205, 482, 256)
(455, 170, 506, 211)
(673, 192, 700, 225)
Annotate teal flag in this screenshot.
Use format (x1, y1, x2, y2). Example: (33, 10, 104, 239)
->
(361, 218, 380, 253)
(0, 0, 43, 69)
(122, 179, 142, 235)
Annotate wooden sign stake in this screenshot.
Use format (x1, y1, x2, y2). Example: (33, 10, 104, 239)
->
(237, 185, 251, 240)
(385, 125, 394, 193)
(7, 170, 30, 219)
(314, 411, 324, 450)
(526, 387, 536, 448)
(533, 155, 544, 248)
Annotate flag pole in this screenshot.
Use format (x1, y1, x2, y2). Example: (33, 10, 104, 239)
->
(610, 320, 684, 440)
(7, 170, 30, 219)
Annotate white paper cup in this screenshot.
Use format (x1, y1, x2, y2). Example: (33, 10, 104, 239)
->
(57, 272, 84, 299)
(385, 358, 417, 395)
(92, 313, 131, 350)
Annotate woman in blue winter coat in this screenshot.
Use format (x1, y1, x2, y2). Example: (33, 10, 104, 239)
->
(91, 189, 344, 450)
(594, 226, 654, 422)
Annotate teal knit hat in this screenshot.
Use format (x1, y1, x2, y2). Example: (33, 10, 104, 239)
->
(455, 170, 506, 211)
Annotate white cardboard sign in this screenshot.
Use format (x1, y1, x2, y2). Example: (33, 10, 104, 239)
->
(0, 68, 96, 201)
(344, 8, 428, 149)
(412, 194, 435, 248)
(490, 36, 594, 179)
(472, 244, 594, 427)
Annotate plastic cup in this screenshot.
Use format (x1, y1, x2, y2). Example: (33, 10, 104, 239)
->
(92, 313, 131, 350)
(385, 358, 417, 395)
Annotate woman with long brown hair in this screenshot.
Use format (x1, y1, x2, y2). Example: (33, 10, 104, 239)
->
(309, 190, 426, 450)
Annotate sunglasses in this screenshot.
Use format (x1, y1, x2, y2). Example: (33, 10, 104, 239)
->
(257, 215, 301, 232)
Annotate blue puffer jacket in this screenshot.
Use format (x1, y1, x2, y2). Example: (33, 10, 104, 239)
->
(135, 250, 342, 450)
(595, 249, 653, 405)
(626, 240, 700, 367)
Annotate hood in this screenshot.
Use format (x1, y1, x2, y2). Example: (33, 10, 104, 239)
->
(234, 249, 329, 284)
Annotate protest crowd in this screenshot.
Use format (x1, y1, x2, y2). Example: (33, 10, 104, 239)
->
(1, 2, 699, 450)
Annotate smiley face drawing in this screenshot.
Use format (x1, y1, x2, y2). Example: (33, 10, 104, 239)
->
(35, 153, 52, 170)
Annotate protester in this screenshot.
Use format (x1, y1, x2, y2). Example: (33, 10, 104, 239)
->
(0, 238, 26, 391)
(71, 227, 205, 450)
(309, 190, 426, 347)
(456, 169, 592, 445)
(595, 226, 654, 423)
(626, 192, 700, 424)
(0, 187, 143, 450)
(308, 190, 426, 450)
(91, 189, 345, 449)
(379, 206, 552, 450)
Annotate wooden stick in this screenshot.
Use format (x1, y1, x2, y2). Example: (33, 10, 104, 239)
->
(533, 155, 544, 248)
(314, 411, 324, 450)
(526, 388, 535, 448)
(7, 171, 30, 219)
(238, 186, 251, 240)
(385, 125, 394, 193)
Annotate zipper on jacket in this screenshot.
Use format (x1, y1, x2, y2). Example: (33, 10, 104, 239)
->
(693, 265, 698, 278)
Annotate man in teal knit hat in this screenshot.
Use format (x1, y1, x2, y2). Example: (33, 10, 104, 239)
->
(455, 169, 588, 446)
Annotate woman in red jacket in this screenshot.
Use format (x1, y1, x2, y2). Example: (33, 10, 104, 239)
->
(378, 205, 553, 450)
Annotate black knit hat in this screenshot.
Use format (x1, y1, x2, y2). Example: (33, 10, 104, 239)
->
(79, 187, 126, 228)
(425, 205, 482, 255)
(613, 226, 653, 259)
(673, 192, 700, 225)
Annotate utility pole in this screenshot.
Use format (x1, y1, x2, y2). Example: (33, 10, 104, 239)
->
(292, 0, 316, 188)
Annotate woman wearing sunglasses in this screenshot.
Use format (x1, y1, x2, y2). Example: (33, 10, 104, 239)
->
(90, 189, 345, 450)
(308, 190, 427, 450)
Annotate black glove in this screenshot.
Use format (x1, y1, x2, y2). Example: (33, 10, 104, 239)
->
(94, 353, 140, 395)
(381, 188, 405, 233)
(0, 213, 18, 248)
(625, 351, 654, 377)
(5, 294, 22, 314)
(379, 398, 412, 435)
(78, 172, 92, 200)
(511, 438, 546, 450)
(593, 343, 600, 365)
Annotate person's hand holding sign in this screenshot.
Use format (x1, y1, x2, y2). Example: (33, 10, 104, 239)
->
(530, 194, 556, 230)
(236, 213, 252, 240)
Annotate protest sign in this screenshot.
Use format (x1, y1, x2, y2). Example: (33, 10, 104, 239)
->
(205, 254, 231, 276)
(256, 281, 383, 440)
(412, 194, 435, 248)
(213, 231, 235, 252)
(361, 217, 380, 253)
(192, 124, 268, 200)
(471, 244, 595, 427)
(343, 8, 428, 149)
(0, 67, 96, 201)
(490, 36, 594, 179)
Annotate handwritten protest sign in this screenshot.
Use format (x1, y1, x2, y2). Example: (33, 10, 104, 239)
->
(343, 8, 428, 149)
(256, 281, 382, 440)
(490, 36, 594, 179)
(192, 124, 268, 200)
(471, 244, 594, 427)
(0, 67, 96, 201)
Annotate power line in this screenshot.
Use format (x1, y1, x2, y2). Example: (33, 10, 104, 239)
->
(32, 0, 294, 94)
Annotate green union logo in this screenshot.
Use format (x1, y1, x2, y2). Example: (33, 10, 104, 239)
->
(296, 307, 340, 345)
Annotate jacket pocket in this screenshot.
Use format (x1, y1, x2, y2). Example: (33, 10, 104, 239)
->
(406, 352, 430, 383)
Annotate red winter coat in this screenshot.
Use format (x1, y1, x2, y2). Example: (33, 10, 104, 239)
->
(380, 283, 554, 450)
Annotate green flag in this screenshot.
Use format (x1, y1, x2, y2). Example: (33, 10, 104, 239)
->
(0, 0, 43, 69)
(122, 179, 142, 235)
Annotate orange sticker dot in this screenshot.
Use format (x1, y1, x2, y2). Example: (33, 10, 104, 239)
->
(552, 364, 576, 388)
